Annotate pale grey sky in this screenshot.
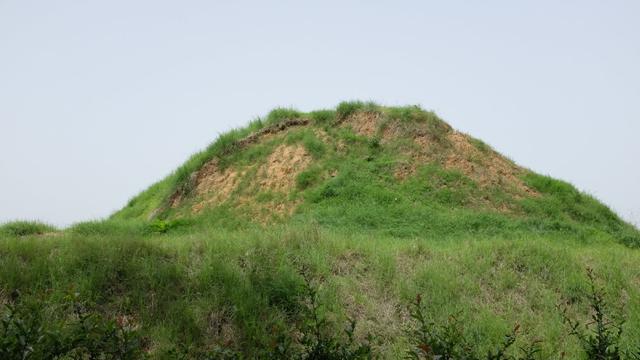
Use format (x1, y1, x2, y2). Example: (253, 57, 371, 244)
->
(1, 1, 639, 228)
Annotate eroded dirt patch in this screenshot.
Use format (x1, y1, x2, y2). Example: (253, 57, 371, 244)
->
(341, 112, 382, 137)
(445, 132, 535, 195)
(190, 160, 242, 213)
(174, 142, 313, 218)
(258, 144, 312, 192)
(391, 133, 440, 180)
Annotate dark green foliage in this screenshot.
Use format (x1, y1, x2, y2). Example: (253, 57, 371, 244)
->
(619, 228, 640, 248)
(297, 272, 374, 360)
(367, 136, 381, 151)
(405, 294, 540, 360)
(162, 267, 374, 359)
(406, 267, 640, 360)
(164, 344, 241, 360)
(0, 292, 145, 360)
(485, 329, 519, 360)
(0, 297, 46, 359)
(297, 167, 322, 190)
(405, 294, 472, 359)
(0, 221, 56, 237)
(628, 349, 640, 360)
(560, 268, 625, 360)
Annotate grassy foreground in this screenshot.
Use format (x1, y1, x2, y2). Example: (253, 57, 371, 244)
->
(1, 224, 640, 358)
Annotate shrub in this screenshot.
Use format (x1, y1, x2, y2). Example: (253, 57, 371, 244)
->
(0, 292, 145, 359)
(405, 294, 539, 360)
(560, 267, 625, 360)
(296, 271, 374, 359)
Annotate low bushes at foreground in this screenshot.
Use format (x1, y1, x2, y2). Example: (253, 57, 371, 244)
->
(2, 268, 638, 359)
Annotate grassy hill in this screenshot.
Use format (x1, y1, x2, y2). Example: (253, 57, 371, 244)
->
(1, 102, 639, 359)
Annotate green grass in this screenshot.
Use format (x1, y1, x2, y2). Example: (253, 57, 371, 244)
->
(1, 226, 639, 358)
(0, 220, 56, 237)
(109, 101, 638, 248)
(336, 100, 379, 119)
(2, 102, 639, 358)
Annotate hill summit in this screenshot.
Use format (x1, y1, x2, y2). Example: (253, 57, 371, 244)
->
(114, 101, 638, 245)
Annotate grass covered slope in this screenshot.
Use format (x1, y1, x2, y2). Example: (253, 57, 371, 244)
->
(1, 225, 640, 358)
(2, 102, 640, 359)
(115, 101, 638, 246)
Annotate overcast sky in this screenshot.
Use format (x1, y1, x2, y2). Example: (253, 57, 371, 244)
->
(1, 0, 639, 228)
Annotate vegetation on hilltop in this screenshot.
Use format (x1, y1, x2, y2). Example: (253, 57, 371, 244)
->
(112, 101, 639, 248)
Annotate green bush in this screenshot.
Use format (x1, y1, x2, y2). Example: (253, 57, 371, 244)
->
(0, 292, 145, 360)
(297, 168, 322, 190)
(405, 294, 537, 360)
(404, 269, 640, 360)
(560, 268, 626, 360)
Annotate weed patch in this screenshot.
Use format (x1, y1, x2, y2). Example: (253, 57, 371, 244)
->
(0, 221, 56, 237)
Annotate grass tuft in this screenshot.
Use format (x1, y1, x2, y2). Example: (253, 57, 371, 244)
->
(336, 101, 379, 119)
(265, 107, 304, 125)
(0, 221, 56, 237)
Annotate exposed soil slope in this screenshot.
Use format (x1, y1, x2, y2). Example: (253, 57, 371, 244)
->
(113, 102, 639, 246)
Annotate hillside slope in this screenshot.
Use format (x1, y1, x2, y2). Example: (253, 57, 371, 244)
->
(114, 101, 638, 246)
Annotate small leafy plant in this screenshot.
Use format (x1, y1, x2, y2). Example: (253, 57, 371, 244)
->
(0, 291, 145, 360)
(560, 267, 625, 360)
(297, 271, 374, 359)
(405, 294, 539, 360)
